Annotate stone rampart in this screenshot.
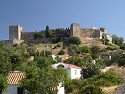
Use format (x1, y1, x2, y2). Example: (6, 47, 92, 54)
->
(21, 32, 35, 42)
(8, 23, 112, 44)
(0, 39, 24, 46)
(0, 40, 13, 46)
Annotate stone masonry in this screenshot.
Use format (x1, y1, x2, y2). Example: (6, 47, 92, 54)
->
(0, 23, 112, 46)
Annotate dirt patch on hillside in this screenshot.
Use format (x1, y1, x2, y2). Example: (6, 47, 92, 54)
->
(102, 86, 118, 94)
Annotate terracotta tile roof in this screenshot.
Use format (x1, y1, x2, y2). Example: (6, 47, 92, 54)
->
(61, 56, 70, 61)
(6, 71, 25, 85)
(62, 63, 81, 69)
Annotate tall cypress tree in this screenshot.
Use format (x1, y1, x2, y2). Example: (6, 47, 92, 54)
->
(46, 25, 49, 37)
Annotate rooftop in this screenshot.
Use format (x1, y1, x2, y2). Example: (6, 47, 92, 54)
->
(6, 71, 25, 85)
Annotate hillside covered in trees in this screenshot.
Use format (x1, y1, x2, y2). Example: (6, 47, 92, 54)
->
(0, 34, 125, 94)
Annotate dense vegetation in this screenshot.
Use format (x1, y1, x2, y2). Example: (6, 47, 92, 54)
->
(0, 33, 125, 94)
(65, 71, 121, 94)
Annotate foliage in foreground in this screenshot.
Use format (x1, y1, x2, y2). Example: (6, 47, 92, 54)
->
(65, 71, 121, 94)
(82, 71, 121, 87)
(80, 85, 103, 94)
(0, 74, 7, 94)
(21, 56, 68, 94)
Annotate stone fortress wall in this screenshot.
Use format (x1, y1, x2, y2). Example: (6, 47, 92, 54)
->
(0, 39, 24, 46)
(21, 32, 35, 42)
(1, 23, 112, 46)
(70, 23, 112, 44)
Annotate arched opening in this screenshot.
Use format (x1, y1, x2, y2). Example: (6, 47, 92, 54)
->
(57, 65, 64, 68)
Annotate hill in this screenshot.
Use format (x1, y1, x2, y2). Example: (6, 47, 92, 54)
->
(35, 38, 106, 55)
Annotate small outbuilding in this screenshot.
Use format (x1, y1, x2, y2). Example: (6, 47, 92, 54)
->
(3, 71, 27, 94)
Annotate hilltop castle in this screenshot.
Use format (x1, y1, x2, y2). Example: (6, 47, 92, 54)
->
(0, 23, 112, 46)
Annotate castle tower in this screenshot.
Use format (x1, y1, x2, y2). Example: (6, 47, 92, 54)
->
(70, 23, 80, 37)
(9, 25, 22, 40)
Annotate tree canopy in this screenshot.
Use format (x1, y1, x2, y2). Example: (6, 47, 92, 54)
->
(68, 37, 81, 45)
(21, 56, 68, 94)
(112, 34, 124, 46)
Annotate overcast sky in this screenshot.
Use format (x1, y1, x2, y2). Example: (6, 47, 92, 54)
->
(0, 0, 125, 40)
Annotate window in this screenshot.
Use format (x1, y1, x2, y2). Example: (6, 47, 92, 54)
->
(75, 70, 77, 75)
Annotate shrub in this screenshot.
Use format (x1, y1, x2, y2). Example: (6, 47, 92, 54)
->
(65, 79, 80, 94)
(27, 47, 36, 56)
(80, 85, 103, 94)
(57, 43, 61, 47)
(86, 71, 121, 87)
(68, 37, 81, 45)
(81, 63, 100, 79)
(58, 50, 65, 55)
(118, 58, 125, 66)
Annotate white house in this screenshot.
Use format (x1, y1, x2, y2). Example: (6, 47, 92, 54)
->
(52, 62, 81, 94)
(3, 71, 27, 94)
(52, 62, 81, 79)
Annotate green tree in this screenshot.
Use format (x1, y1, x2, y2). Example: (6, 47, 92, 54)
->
(91, 46, 101, 59)
(83, 54, 93, 61)
(0, 49, 12, 76)
(119, 37, 124, 46)
(81, 63, 100, 79)
(10, 52, 22, 69)
(112, 34, 119, 45)
(65, 79, 80, 94)
(27, 47, 36, 56)
(16, 43, 27, 53)
(118, 54, 125, 66)
(34, 32, 39, 39)
(112, 34, 124, 46)
(65, 56, 87, 67)
(80, 46, 91, 54)
(46, 25, 49, 37)
(48, 30, 55, 37)
(21, 65, 68, 94)
(68, 37, 81, 45)
(91, 46, 101, 55)
(0, 75, 7, 94)
(35, 56, 56, 68)
(68, 44, 80, 55)
(120, 43, 125, 50)
(107, 51, 122, 66)
(34, 31, 45, 39)
(83, 71, 121, 87)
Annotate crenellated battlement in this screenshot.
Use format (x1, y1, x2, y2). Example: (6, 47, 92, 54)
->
(8, 23, 112, 44)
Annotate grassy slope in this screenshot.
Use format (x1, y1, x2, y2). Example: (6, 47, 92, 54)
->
(34, 38, 106, 55)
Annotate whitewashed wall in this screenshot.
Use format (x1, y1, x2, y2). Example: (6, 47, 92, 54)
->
(57, 82, 64, 94)
(70, 68, 81, 79)
(3, 85, 19, 94)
